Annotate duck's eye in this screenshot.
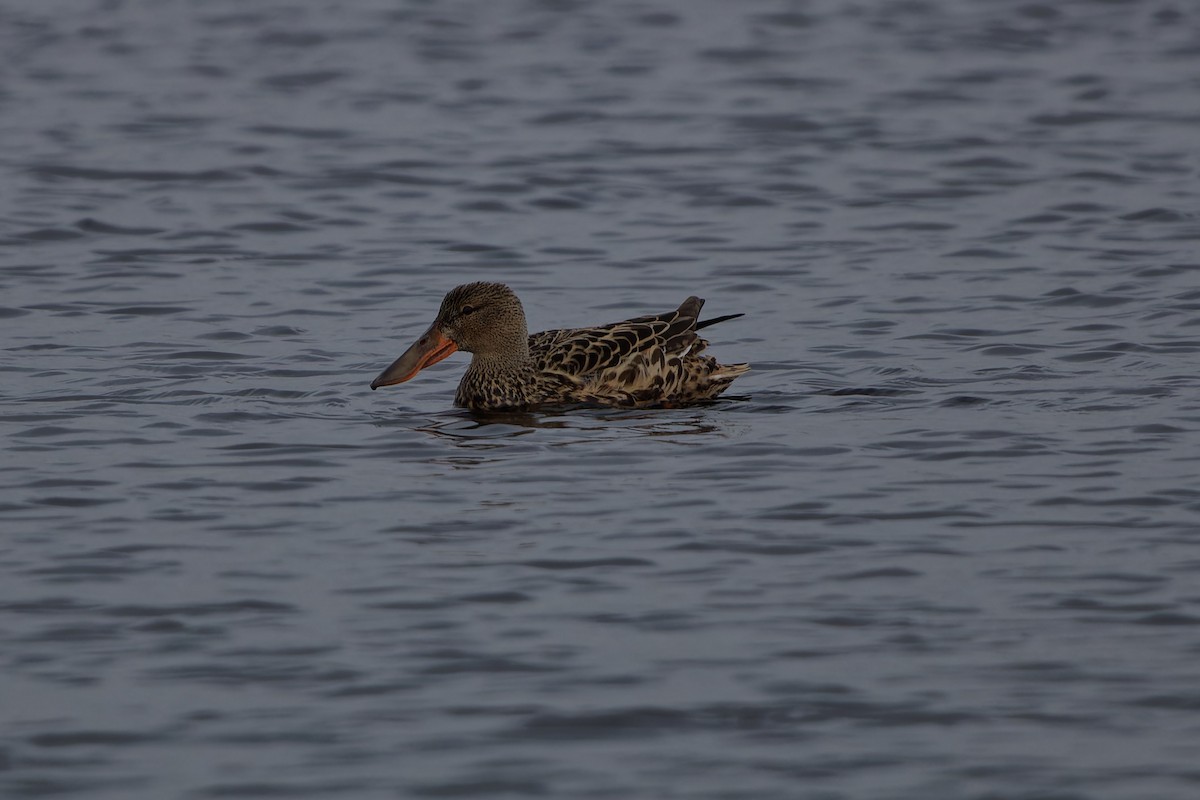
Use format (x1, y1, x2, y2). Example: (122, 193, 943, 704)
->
(460, 305, 477, 316)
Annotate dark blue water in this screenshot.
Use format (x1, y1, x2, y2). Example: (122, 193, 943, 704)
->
(3, 1, 1200, 798)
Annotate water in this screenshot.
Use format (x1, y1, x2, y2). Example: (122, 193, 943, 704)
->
(3, 1, 1200, 797)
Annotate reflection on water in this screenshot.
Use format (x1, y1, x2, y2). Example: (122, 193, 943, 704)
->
(414, 407, 729, 444)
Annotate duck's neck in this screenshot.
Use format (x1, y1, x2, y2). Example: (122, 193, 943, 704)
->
(470, 325, 531, 368)
(457, 343, 537, 410)
(467, 346, 532, 377)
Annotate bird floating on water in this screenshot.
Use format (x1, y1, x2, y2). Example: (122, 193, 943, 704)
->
(370, 282, 749, 411)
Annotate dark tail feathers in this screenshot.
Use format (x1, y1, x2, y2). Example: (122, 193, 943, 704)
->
(696, 312, 744, 331)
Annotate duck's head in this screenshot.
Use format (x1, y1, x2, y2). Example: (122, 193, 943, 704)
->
(370, 282, 528, 389)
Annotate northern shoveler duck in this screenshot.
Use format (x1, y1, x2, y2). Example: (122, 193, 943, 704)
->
(370, 282, 749, 411)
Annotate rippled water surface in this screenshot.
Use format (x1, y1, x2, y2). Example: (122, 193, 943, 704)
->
(4, 1, 1200, 798)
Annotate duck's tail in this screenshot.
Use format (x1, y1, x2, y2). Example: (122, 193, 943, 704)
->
(696, 312, 744, 331)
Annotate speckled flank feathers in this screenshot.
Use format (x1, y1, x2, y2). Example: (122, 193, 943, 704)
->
(371, 282, 749, 411)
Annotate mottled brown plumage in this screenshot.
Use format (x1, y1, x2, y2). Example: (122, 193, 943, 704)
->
(370, 282, 749, 411)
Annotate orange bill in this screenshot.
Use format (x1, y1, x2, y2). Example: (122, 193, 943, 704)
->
(370, 325, 458, 389)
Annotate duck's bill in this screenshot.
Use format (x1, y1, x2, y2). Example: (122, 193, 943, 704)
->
(370, 326, 457, 389)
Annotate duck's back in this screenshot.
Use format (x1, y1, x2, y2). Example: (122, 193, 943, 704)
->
(528, 297, 748, 407)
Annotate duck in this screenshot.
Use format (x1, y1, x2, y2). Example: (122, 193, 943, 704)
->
(370, 282, 749, 411)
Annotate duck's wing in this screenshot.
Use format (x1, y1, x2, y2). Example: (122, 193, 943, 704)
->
(529, 297, 746, 406)
(532, 295, 700, 369)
